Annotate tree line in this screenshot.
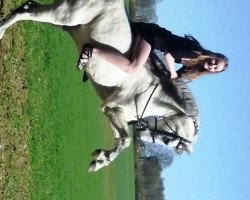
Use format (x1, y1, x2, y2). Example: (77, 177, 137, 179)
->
(129, 0, 163, 23)
(130, 1, 171, 199)
(134, 140, 174, 200)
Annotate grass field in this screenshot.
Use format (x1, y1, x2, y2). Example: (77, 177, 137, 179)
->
(0, 0, 135, 199)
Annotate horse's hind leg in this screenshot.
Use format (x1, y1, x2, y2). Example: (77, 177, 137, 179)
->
(0, 0, 101, 39)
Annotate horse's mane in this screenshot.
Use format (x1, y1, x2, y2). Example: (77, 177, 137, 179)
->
(149, 53, 199, 119)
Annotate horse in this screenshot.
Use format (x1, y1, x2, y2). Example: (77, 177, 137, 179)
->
(0, 0, 199, 172)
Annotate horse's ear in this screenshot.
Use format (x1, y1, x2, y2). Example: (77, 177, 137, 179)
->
(184, 146, 191, 155)
(175, 144, 191, 155)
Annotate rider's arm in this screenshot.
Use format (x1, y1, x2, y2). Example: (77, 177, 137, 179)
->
(164, 52, 178, 79)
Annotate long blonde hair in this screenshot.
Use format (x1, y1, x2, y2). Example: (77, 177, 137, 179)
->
(178, 52, 229, 81)
(175, 35, 229, 80)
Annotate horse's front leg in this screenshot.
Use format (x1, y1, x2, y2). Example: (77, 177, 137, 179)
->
(0, 0, 102, 39)
(88, 105, 131, 172)
(88, 125, 124, 172)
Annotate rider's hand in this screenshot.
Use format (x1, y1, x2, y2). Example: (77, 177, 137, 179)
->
(170, 72, 178, 79)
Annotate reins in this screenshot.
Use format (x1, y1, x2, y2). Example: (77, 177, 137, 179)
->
(162, 117, 191, 145)
(147, 117, 192, 151)
(162, 118, 192, 150)
(138, 83, 159, 120)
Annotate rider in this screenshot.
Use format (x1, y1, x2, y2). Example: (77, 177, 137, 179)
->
(78, 21, 229, 81)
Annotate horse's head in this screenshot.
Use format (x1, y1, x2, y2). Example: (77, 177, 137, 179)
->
(163, 115, 198, 154)
(140, 115, 198, 154)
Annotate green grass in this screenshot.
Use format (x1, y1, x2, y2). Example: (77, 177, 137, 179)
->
(0, 1, 31, 199)
(23, 15, 135, 200)
(0, 0, 135, 199)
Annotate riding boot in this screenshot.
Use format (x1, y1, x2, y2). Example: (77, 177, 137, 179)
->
(83, 72, 89, 82)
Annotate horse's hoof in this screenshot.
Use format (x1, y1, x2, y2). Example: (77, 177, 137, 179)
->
(88, 160, 97, 172)
(91, 149, 102, 158)
(91, 149, 107, 160)
(88, 160, 105, 173)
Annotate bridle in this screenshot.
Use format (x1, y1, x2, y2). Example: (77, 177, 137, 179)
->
(131, 82, 193, 153)
(156, 116, 192, 152)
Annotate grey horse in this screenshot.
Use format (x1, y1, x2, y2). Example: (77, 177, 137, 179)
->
(0, 0, 199, 172)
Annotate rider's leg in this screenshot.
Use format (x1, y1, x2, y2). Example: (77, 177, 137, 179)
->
(91, 35, 152, 74)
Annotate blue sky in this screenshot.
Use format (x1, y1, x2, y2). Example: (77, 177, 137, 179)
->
(157, 1, 250, 200)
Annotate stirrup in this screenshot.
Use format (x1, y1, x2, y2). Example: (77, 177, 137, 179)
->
(77, 43, 93, 70)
